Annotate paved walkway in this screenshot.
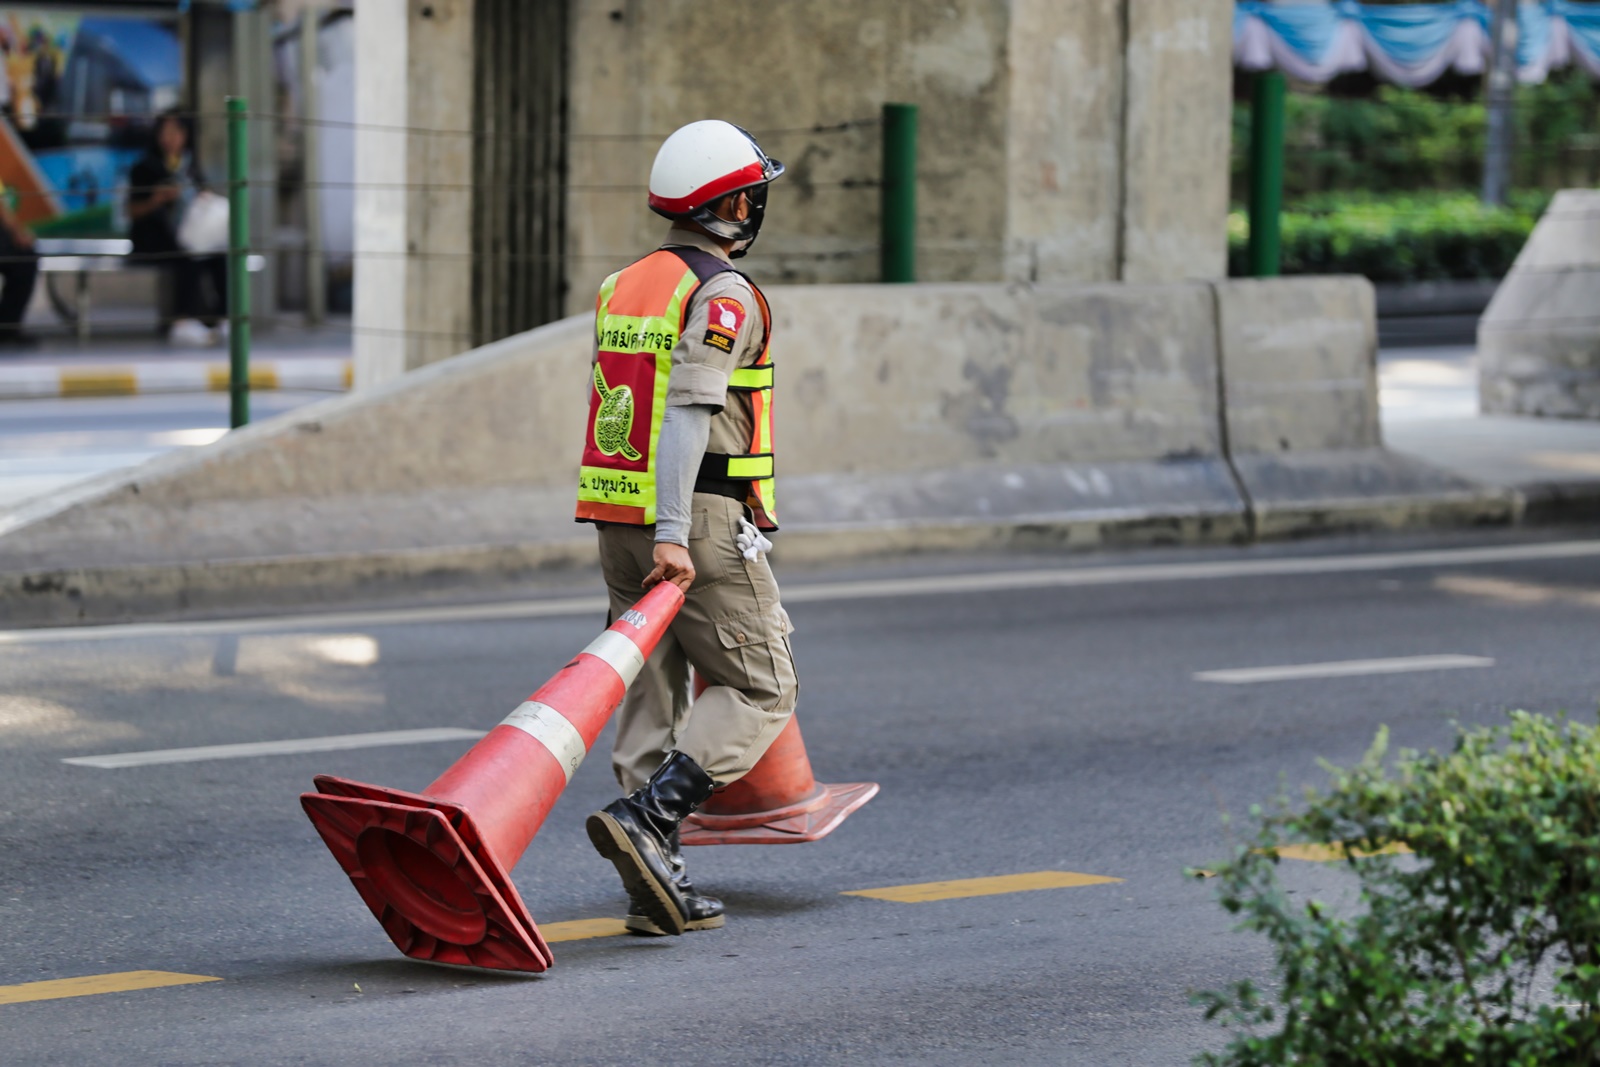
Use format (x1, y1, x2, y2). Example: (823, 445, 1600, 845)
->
(0, 320, 351, 398)
(0, 322, 351, 507)
(1380, 345, 1600, 505)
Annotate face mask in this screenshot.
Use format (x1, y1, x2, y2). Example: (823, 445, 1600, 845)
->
(728, 181, 771, 260)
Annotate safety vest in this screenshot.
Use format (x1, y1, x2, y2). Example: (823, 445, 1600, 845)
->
(575, 246, 777, 530)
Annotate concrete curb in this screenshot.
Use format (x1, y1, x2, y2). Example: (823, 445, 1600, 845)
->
(1517, 479, 1600, 526)
(0, 487, 1528, 629)
(0, 540, 598, 627)
(0, 358, 351, 399)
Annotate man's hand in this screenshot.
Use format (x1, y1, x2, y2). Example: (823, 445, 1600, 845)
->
(643, 542, 695, 591)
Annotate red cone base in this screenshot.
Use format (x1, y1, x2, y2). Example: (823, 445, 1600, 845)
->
(679, 712, 878, 846)
(679, 780, 879, 845)
(302, 776, 552, 972)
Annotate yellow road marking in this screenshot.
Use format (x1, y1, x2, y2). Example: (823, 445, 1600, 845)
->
(842, 870, 1123, 904)
(1271, 841, 1412, 862)
(540, 918, 631, 942)
(0, 970, 220, 1005)
(207, 365, 280, 392)
(59, 369, 137, 397)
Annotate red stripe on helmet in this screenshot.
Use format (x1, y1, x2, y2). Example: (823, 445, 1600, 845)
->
(648, 161, 768, 216)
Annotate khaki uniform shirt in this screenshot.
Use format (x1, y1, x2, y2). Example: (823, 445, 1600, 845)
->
(658, 226, 767, 457)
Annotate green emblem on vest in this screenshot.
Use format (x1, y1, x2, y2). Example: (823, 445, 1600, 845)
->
(592, 362, 643, 462)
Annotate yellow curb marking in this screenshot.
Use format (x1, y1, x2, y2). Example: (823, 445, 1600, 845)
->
(342, 362, 354, 390)
(0, 970, 221, 1006)
(1270, 841, 1412, 863)
(59, 369, 137, 397)
(842, 870, 1123, 904)
(540, 918, 631, 943)
(207, 365, 280, 392)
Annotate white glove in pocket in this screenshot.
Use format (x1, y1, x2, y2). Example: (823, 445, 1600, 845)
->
(735, 517, 773, 561)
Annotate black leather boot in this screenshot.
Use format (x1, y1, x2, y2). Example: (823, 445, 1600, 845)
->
(625, 829, 725, 936)
(587, 751, 715, 936)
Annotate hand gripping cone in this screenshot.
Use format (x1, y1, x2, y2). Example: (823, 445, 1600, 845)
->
(679, 674, 878, 846)
(299, 582, 684, 973)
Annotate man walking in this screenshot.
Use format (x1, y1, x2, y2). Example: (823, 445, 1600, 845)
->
(577, 120, 795, 937)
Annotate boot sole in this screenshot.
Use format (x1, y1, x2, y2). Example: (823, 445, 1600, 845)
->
(624, 913, 725, 937)
(586, 811, 687, 936)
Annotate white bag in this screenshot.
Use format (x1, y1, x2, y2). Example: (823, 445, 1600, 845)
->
(177, 190, 230, 254)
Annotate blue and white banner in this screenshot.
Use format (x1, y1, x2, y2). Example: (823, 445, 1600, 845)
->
(1234, 1, 1600, 87)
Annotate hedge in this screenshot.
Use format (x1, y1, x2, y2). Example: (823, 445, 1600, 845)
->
(1231, 74, 1600, 203)
(1227, 191, 1547, 283)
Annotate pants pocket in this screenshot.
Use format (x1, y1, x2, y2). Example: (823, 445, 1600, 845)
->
(687, 499, 738, 590)
(707, 605, 798, 710)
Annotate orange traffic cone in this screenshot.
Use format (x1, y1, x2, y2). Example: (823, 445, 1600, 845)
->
(679, 674, 878, 846)
(300, 582, 684, 973)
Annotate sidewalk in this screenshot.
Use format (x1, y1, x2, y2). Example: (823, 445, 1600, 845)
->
(1379, 345, 1600, 521)
(0, 319, 352, 398)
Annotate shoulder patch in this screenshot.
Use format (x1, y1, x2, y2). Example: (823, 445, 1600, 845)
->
(705, 297, 747, 339)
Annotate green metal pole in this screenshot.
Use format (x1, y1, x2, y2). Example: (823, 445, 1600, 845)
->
(226, 96, 251, 428)
(1247, 71, 1286, 278)
(880, 103, 917, 283)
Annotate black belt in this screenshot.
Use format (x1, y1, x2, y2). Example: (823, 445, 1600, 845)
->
(693, 477, 748, 501)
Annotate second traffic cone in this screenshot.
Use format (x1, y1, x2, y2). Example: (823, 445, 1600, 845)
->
(299, 582, 684, 973)
(679, 674, 878, 846)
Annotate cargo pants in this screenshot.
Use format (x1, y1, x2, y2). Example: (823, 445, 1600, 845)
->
(597, 491, 799, 793)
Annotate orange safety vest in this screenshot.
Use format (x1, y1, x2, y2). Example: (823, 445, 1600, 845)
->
(575, 246, 777, 530)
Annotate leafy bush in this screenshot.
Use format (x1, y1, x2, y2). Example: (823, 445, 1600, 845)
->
(1195, 712, 1600, 1066)
(1232, 74, 1600, 202)
(1226, 191, 1547, 282)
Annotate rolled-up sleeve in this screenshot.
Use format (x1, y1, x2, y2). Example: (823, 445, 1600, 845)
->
(665, 273, 762, 411)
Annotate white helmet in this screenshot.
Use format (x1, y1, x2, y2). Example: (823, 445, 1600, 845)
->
(648, 120, 784, 258)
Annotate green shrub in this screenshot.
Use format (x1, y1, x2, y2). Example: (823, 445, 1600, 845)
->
(1232, 74, 1600, 202)
(1195, 712, 1600, 1066)
(1226, 191, 1547, 282)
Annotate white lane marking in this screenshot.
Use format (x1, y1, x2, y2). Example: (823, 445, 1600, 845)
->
(62, 727, 486, 769)
(0, 595, 609, 646)
(500, 701, 588, 782)
(1195, 654, 1495, 685)
(3, 539, 1598, 646)
(580, 630, 646, 687)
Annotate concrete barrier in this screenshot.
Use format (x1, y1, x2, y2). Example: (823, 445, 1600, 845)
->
(1213, 276, 1511, 538)
(766, 281, 1246, 555)
(0, 277, 1508, 626)
(1480, 190, 1600, 419)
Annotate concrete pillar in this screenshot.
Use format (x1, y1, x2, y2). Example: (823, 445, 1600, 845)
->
(1120, 0, 1233, 283)
(353, 0, 475, 390)
(1003, 0, 1123, 283)
(1003, 0, 1231, 285)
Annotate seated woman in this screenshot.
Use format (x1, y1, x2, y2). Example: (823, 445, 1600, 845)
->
(125, 109, 227, 346)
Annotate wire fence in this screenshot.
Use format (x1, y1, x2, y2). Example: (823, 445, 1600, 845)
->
(8, 102, 1594, 346)
(0, 107, 919, 346)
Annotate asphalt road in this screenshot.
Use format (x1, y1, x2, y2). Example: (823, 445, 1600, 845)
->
(0, 391, 326, 508)
(2, 532, 1598, 1065)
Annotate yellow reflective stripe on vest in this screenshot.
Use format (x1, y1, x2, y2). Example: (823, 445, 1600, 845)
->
(728, 365, 773, 391)
(723, 454, 774, 480)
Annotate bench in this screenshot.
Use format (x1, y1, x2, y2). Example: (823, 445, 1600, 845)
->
(34, 237, 265, 342)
